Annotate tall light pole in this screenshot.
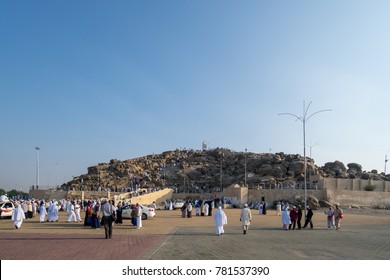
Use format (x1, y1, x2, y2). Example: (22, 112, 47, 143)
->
(385, 155, 388, 174)
(308, 142, 319, 189)
(35, 147, 40, 188)
(220, 153, 225, 192)
(245, 148, 249, 204)
(279, 101, 331, 221)
(244, 148, 247, 188)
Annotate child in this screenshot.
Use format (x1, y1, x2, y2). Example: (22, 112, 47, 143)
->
(324, 206, 335, 229)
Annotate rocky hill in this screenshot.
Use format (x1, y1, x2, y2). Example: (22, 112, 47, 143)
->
(63, 148, 389, 192)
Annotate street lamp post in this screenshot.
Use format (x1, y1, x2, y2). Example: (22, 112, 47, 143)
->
(279, 101, 331, 221)
(35, 147, 40, 188)
(220, 153, 225, 192)
(308, 142, 319, 189)
(244, 148, 247, 188)
(385, 155, 388, 174)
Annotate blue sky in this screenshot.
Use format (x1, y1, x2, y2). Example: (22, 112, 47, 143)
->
(1, 1, 389, 191)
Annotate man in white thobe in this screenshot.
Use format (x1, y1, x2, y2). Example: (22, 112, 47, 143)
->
(240, 203, 252, 235)
(48, 201, 59, 222)
(281, 204, 291, 230)
(67, 201, 77, 222)
(39, 202, 47, 222)
(204, 203, 209, 216)
(136, 203, 142, 229)
(12, 204, 25, 229)
(214, 206, 227, 236)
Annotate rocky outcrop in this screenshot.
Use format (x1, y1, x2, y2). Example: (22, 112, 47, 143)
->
(62, 148, 389, 192)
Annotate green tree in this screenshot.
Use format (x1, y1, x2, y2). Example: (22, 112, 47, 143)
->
(6, 189, 28, 197)
(0, 188, 6, 195)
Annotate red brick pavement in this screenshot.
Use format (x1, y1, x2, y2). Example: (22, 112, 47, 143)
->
(0, 232, 165, 260)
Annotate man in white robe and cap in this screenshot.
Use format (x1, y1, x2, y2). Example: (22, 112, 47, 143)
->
(74, 200, 82, 222)
(214, 206, 227, 236)
(12, 204, 26, 229)
(240, 203, 252, 235)
(67, 201, 77, 222)
(136, 203, 142, 229)
(204, 202, 209, 216)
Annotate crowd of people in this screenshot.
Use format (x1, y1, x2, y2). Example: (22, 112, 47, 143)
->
(3, 197, 149, 239)
(4, 195, 345, 239)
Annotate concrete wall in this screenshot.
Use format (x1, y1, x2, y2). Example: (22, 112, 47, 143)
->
(220, 186, 326, 208)
(319, 178, 390, 192)
(122, 188, 173, 206)
(327, 189, 390, 207)
(172, 192, 218, 201)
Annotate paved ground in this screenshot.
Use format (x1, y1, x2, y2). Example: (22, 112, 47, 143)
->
(1, 208, 389, 260)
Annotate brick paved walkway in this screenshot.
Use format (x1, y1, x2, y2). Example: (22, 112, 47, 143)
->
(1, 208, 390, 260)
(0, 232, 165, 260)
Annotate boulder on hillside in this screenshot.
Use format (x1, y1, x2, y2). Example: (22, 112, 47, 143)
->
(347, 163, 362, 173)
(307, 196, 320, 210)
(322, 161, 346, 177)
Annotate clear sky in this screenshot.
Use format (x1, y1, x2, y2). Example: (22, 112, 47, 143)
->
(1, 0, 389, 192)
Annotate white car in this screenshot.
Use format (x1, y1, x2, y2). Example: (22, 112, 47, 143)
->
(0, 201, 15, 218)
(173, 199, 185, 210)
(121, 204, 156, 220)
(163, 199, 185, 210)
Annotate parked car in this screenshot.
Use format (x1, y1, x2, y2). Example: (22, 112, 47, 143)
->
(163, 199, 185, 210)
(121, 203, 155, 220)
(0, 201, 15, 218)
(173, 199, 185, 210)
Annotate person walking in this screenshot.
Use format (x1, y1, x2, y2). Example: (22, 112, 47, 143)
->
(27, 201, 33, 219)
(12, 204, 26, 229)
(297, 205, 303, 229)
(115, 202, 123, 225)
(101, 198, 115, 239)
(84, 201, 92, 226)
(281, 204, 291, 230)
(187, 201, 193, 218)
(47, 201, 59, 222)
(289, 206, 298, 230)
(204, 202, 209, 216)
(91, 201, 101, 229)
(303, 205, 314, 229)
(38, 201, 47, 223)
(324, 206, 335, 229)
(67, 201, 77, 223)
(74, 201, 82, 222)
(276, 202, 282, 216)
(240, 203, 252, 235)
(334, 204, 344, 230)
(181, 203, 187, 218)
(130, 204, 137, 226)
(136, 203, 142, 229)
(214, 206, 227, 236)
(195, 201, 201, 216)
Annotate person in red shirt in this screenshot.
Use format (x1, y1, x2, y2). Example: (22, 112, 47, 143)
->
(289, 206, 298, 230)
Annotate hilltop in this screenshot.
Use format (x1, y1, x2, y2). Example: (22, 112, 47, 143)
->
(63, 148, 389, 192)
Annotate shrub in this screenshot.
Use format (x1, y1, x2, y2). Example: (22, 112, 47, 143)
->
(363, 185, 376, 191)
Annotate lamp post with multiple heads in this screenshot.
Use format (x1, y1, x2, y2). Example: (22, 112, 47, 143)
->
(279, 101, 331, 221)
(35, 147, 40, 188)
